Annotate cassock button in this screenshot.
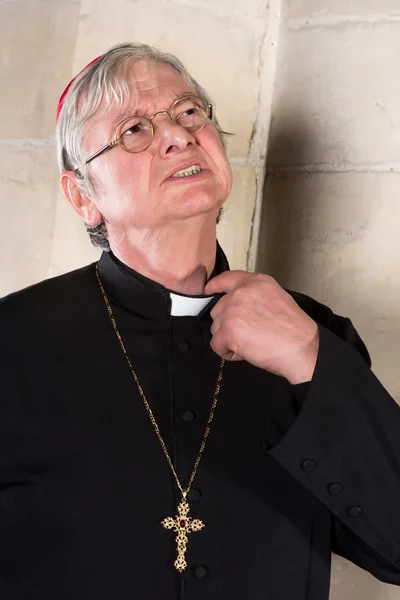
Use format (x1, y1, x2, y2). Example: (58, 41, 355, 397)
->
(178, 341, 191, 353)
(327, 483, 343, 496)
(347, 505, 363, 519)
(187, 488, 201, 502)
(301, 459, 317, 472)
(182, 410, 196, 422)
(193, 565, 208, 579)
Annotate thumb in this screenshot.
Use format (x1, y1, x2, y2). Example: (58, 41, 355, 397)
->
(205, 270, 250, 295)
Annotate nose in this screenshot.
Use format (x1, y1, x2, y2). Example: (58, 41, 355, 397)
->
(152, 111, 196, 156)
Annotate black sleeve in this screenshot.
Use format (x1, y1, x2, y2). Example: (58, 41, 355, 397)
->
(265, 323, 400, 584)
(264, 312, 370, 450)
(263, 383, 309, 449)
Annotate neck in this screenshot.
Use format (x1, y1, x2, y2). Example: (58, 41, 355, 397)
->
(109, 217, 217, 295)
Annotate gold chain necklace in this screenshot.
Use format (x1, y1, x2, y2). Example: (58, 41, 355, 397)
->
(96, 264, 225, 572)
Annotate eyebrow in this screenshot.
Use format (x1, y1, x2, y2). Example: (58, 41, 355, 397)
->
(109, 91, 197, 130)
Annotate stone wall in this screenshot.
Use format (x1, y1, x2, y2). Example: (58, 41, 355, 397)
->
(0, 0, 278, 296)
(2, 1, 400, 599)
(257, 2, 400, 597)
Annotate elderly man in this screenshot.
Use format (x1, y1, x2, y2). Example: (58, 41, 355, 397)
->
(1, 42, 400, 600)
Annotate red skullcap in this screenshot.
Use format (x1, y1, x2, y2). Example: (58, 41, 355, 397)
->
(56, 55, 104, 122)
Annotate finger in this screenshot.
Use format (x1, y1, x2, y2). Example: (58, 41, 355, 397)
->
(228, 354, 244, 362)
(209, 294, 228, 321)
(210, 318, 221, 336)
(204, 270, 251, 295)
(209, 326, 242, 362)
(210, 334, 244, 362)
(210, 335, 235, 361)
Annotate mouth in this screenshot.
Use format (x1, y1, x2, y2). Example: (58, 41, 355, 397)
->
(164, 163, 210, 183)
(171, 164, 202, 178)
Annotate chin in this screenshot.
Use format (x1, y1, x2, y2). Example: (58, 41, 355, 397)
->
(178, 196, 223, 220)
(169, 187, 225, 219)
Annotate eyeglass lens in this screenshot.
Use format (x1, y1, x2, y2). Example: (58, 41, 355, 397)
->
(117, 97, 209, 153)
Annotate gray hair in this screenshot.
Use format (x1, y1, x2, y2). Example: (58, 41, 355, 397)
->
(56, 42, 228, 251)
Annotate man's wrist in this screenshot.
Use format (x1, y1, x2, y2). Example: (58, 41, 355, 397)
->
(283, 329, 319, 385)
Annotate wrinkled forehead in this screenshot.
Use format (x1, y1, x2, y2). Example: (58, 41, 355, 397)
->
(130, 59, 186, 96)
(102, 59, 195, 120)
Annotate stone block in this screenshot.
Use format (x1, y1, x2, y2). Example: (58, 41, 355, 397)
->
(268, 23, 400, 166)
(0, 145, 58, 296)
(49, 191, 101, 277)
(288, 0, 400, 19)
(73, 0, 261, 158)
(217, 164, 257, 270)
(0, 0, 80, 139)
(193, 0, 268, 16)
(257, 171, 400, 397)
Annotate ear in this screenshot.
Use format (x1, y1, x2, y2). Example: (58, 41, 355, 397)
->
(60, 171, 102, 227)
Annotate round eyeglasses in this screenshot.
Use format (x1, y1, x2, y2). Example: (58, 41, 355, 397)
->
(75, 95, 213, 172)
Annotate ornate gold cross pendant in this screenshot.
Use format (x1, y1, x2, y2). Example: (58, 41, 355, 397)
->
(161, 495, 205, 572)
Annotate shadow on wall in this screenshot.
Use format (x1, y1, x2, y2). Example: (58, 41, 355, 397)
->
(255, 122, 373, 316)
(255, 126, 396, 600)
(255, 121, 315, 287)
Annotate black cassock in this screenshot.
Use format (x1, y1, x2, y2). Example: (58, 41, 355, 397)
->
(1, 245, 400, 600)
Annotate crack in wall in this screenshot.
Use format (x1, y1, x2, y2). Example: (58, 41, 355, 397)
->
(246, 0, 282, 272)
(288, 13, 400, 30)
(268, 162, 400, 174)
(0, 138, 55, 151)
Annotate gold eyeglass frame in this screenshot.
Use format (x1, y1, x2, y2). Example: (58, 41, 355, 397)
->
(74, 95, 213, 173)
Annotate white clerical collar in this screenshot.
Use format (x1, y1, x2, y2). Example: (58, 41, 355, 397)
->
(169, 292, 215, 317)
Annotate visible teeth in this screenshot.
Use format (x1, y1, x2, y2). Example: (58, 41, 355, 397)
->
(171, 165, 201, 178)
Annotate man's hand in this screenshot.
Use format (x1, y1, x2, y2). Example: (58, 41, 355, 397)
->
(204, 271, 319, 384)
